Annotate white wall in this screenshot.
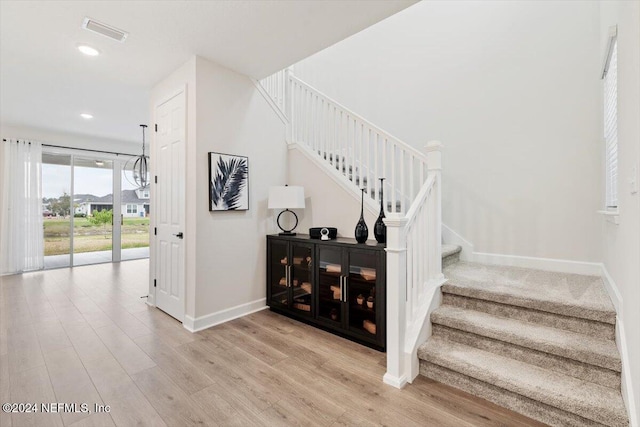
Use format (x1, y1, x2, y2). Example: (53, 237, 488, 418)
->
(293, 0, 603, 263)
(193, 56, 287, 318)
(600, 1, 640, 424)
(1, 123, 139, 155)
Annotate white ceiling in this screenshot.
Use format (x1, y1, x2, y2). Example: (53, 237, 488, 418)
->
(0, 1, 414, 144)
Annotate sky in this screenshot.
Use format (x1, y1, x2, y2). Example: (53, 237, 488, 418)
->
(42, 163, 141, 199)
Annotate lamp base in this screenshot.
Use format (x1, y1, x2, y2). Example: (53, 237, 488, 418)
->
(276, 209, 299, 235)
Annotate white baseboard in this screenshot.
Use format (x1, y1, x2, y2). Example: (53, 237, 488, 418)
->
(404, 278, 446, 383)
(601, 266, 637, 427)
(442, 224, 601, 276)
(600, 264, 623, 314)
(616, 315, 638, 427)
(442, 223, 474, 261)
(470, 252, 603, 276)
(383, 373, 408, 389)
(183, 298, 268, 333)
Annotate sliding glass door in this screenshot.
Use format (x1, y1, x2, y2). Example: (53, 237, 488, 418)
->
(42, 153, 72, 269)
(72, 157, 114, 266)
(121, 164, 150, 261)
(41, 148, 150, 269)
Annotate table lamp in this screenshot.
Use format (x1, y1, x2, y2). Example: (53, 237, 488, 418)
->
(268, 185, 305, 235)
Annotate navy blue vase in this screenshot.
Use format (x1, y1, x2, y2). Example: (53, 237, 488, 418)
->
(355, 188, 368, 243)
(374, 178, 386, 244)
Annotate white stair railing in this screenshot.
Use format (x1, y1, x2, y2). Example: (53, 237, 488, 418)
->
(259, 69, 288, 116)
(259, 70, 443, 388)
(287, 75, 428, 215)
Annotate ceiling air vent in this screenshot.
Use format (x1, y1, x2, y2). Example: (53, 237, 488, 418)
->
(82, 17, 128, 43)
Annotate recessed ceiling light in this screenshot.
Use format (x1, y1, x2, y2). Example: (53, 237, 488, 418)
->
(78, 45, 100, 56)
(80, 113, 93, 119)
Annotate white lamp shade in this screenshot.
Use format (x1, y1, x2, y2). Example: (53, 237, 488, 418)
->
(268, 186, 305, 209)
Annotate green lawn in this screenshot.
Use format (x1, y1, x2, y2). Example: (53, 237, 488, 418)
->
(44, 217, 150, 256)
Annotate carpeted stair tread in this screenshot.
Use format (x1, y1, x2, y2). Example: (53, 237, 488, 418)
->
(432, 305, 621, 371)
(420, 362, 611, 427)
(432, 324, 621, 389)
(418, 337, 628, 427)
(442, 262, 615, 324)
(442, 244, 462, 259)
(441, 293, 615, 340)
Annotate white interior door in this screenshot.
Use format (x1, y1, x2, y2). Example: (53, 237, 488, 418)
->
(154, 90, 186, 321)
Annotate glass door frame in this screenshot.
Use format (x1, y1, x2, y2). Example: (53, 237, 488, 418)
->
(42, 146, 126, 266)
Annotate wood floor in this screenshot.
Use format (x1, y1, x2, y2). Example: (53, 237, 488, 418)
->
(0, 260, 547, 427)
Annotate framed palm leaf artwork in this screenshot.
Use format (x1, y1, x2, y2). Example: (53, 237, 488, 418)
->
(209, 152, 249, 211)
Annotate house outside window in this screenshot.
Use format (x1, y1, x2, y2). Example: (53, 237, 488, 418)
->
(603, 31, 618, 209)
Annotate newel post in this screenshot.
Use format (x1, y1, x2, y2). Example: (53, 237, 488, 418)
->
(383, 213, 408, 389)
(285, 67, 294, 144)
(425, 140, 443, 277)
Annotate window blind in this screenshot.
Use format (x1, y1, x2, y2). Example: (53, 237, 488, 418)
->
(604, 41, 618, 208)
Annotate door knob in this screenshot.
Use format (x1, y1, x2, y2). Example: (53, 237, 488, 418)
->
(173, 232, 184, 239)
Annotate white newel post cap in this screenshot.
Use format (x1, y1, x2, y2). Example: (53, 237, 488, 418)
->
(383, 213, 408, 252)
(425, 140, 443, 171)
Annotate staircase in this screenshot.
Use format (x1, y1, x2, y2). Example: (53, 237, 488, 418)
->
(258, 70, 629, 426)
(419, 261, 628, 427)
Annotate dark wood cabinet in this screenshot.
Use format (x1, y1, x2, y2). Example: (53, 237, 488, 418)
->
(267, 234, 386, 351)
(267, 239, 315, 317)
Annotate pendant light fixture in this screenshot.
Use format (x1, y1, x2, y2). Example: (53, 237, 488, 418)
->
(124, 124, 149, 189)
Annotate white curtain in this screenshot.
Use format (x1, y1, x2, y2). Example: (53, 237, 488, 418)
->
(0, 140, 44, 274)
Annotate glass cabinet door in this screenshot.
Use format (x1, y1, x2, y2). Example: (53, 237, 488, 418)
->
(346, 251, 378, 338)
(290, 243, 313, 316)
(269, 240, 289, 308)
(317, 246, 343, 325)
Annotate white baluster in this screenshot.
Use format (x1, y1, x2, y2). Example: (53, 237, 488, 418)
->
(358, 121, 362, 186)
(285, 69, 293, 143)
(374, 133, 379, 203)
(391, 142, 396, 213)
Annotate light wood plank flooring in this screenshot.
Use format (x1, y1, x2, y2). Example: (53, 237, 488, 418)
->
(0, 260, 547, 427)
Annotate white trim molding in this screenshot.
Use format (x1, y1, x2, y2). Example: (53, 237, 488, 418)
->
(470, 252, 603, 276)
(183, 298, 268, 332)
(598, 209, 620, 225)
(601, 265, 637, 427)
(405, 278, 447, 383)
(442, 223, 475, 262)
(252, 78, 289, 124)
(442, 224, 602, 276)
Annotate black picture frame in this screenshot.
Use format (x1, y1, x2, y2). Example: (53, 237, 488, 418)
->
(208, 152, 249, 211)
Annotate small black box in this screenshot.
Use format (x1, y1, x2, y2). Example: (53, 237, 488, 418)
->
(309, 227, 338, 239)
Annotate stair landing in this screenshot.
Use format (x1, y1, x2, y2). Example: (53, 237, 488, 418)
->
(442, 262, 616, 324)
